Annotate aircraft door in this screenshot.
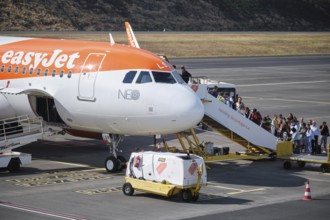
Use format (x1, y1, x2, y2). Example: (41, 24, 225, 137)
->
(78, 53, 106, 101)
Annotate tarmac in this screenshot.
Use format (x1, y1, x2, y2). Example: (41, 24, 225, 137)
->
(1, 55, 330, 220)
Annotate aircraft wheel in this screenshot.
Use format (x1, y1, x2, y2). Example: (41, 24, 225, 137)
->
(122, 183, 134, 196)
(181, 189, 192, 202)
(297, 161, 306, 168)
(117, 155, 127, 171)
(105, 156, 119, 173)
(283, 161, 292, 170)
(7, 158, 20, 173)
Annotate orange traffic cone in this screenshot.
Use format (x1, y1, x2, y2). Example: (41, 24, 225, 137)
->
(303, 180, 312, 200)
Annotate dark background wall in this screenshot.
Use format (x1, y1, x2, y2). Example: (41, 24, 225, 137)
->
(1, 0, 329, 31)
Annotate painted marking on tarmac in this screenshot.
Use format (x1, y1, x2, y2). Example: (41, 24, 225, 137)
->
(75, 186, 122, 195)
(6, 170, 112, 187)
(237, 80, 329, 87)
(242, 97, 330, 105)
(207, 182, 268, 196)
(0, 201, 87, 220)
(48, 160, 95, 168)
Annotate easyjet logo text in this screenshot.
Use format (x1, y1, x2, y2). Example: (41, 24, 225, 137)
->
(1, 49, 80, 70)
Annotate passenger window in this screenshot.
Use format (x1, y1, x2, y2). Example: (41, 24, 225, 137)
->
(37, 68, 41, 76)
(136, 71, 152, 84)
(52, 70, 56, 77)
(15, 66, 19, 74)
(60, 70, 64, 77)
(123, 71, 137, 83)
(152, 71, 176, 84)
(22, 67, 26, 74)
(44, 69, 49, 76)
(29, 68, 34, 75)
(68, 70, 72, 78)
(0, 65, 4, 72)
(8, 66, 12, 73)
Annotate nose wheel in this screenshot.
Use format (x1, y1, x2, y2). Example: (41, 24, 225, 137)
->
(103, 134, 127, 173)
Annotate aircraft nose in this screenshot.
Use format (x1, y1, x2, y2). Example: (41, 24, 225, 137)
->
(169, 86, 204, 130)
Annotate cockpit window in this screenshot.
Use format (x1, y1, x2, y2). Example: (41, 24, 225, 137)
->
(172, 70, 185, 84)
(136, 71, 152, 84)
(152, 71, 176, 84)
(123, 71, 137, 83)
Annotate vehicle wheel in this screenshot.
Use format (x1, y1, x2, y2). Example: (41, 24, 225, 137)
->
(105, 156, 119, 173)
(7, 158, 20, 173)
(117, 155, 127, 171)
(320, 164, 329, 173)
(283, 161, 292, 170)
(122, 183, 134, 196)
(297, 161, 306, 168)
(191, 192, 199, 202)
(180, 189, 192, 202)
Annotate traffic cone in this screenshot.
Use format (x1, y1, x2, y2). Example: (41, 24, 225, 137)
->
(303, 180, 312, 200)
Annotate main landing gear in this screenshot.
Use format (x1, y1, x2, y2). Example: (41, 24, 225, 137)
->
(103, 134, 127, 173)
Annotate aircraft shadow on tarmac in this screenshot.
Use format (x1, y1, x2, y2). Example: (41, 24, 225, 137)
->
(129, 192, 252, 205)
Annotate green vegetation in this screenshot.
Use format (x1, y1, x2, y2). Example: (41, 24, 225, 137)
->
(0, 0, 330, 31)
(4, 32, 330, 58)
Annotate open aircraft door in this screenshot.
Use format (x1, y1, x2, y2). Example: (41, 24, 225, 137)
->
(78, 53, 106, 101)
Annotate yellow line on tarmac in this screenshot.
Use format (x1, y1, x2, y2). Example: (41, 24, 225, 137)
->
(48, 160, 94, 168)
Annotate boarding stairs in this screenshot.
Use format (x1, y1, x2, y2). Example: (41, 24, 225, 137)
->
(0, 115, 44, 153)
(195, 84, 277, 156)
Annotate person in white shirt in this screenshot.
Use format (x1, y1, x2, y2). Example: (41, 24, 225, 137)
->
(305, 124, 314, 154)
(291, 127, 300, 154)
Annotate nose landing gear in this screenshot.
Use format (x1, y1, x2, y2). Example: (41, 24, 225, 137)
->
(103, 134, 126, 173)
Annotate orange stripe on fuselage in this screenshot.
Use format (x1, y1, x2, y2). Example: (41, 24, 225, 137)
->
(0, 37, 171, 81)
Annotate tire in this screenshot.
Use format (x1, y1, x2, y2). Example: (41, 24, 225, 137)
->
(122, 183, 134, 196)
(320, 164, 329, 173)
(7, 158, 20, 173)
(297, 161, 306, 168)
(191, 192, 199, 202)
(283, 161, 292, 170)
(117, 155, 127, 171)
(180, 189, 192, 202)
(105, 156, 119, 173)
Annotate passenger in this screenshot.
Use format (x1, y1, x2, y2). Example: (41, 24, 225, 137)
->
(278, 119, 289, 139)
(287, 113, 294, 124)
(225, 93, 233, 108)
(298, 117, 304, 131)
(272, 114, 279, 136)
(232, 95, 237, 111)
(291, 127, 301, 154)
(279, 114, 287, 125)
(261, 116, 271, 132)
(305, 123, 315, 154)
(250, 108, 262, 125)
(181, 66, 192, 84)
(209, 86, 218, 97)
(244, 107, 251, 119)
(217, 92, 225, 103)
(235, 96, 245, 115)
(311, 121, 320, 154)
(299, 122, 307, 152)
(319, 121, 329, 153)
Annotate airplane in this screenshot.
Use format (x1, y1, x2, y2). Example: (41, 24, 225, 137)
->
(0, 25, 204, 173)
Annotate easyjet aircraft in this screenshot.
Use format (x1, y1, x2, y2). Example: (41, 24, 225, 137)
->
(0, 30, 204, 172)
